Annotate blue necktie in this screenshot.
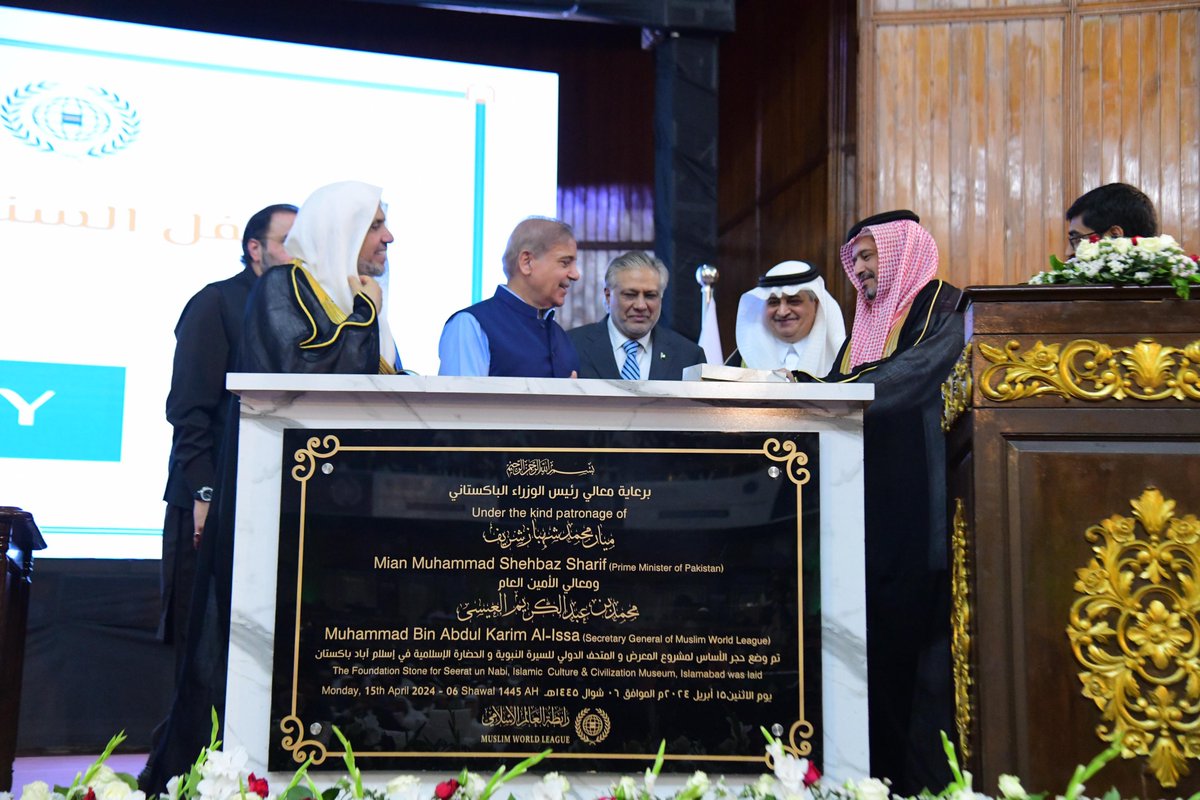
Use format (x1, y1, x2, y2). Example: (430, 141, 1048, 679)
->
(620, 339, 641, 380)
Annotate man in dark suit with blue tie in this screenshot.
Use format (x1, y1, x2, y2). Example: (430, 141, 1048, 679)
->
(568, 251, 705, 380)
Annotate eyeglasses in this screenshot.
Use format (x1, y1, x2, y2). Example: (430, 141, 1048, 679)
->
(1068, 229, 1099, 248)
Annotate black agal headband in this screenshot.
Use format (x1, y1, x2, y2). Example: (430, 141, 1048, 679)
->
(845, 209, 920, 243)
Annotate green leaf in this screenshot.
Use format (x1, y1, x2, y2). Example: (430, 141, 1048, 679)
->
(650, 739, 666, 778)
(72, 730, 128, 795)
(331, 726, 363, 800)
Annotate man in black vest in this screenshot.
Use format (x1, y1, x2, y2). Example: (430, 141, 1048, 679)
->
(438, 217, 580, 377)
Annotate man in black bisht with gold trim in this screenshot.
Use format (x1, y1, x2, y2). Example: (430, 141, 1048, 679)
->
(827, 210, 964, 793)
(239, 180, 402, 374)
(140, 182, 403, 793)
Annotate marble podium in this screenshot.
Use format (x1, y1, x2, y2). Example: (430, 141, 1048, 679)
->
(223, 375, 872, 791)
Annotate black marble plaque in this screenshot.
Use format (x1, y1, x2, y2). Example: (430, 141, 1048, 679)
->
(269, 429, 820, 773)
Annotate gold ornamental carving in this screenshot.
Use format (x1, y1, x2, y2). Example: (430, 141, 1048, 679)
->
(291, 435, 342, 482)
(950, 499, 973, 759)
(279, 714, 329, 764)
(763, 438, 811, 487)
(941, 344, 973, 431)
(978, 338, 1200, 403)
(1067, 487, 1200, 787)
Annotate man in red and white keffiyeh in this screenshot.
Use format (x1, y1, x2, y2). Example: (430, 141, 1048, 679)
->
(826, 210, 967, 796)
(839, 212, 940, 369)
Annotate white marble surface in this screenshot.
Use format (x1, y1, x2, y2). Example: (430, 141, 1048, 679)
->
(224, 376, 870, 791)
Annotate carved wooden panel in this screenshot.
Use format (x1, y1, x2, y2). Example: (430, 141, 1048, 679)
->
(947, 287, 1200, 794)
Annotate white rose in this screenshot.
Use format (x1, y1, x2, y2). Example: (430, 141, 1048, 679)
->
(197, 748, 249, 800)
(997, 774, 1027, 800)
(614, 775, 639, 800)
(92, 782, 137, 800)
(750, 775, 777, 798)
(19, 783, 52, 800)
(1137, 236, 1164, 252)
(1074, 241, 1101, 260)
(643, 768, 658, 798)
(531, 773, 570, 800)
(463, 772, 487, 800)
(767, 744, 809, 795)
(384, 775, 421, 800)
(1109, 237, 1132, 254)
(854, 777, 890, 800)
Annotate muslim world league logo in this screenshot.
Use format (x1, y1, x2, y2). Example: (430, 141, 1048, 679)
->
(1, 81, 140, 157)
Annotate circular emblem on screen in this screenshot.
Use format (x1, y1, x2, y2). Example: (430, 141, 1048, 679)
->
(2, 81, 140, 157)
(574, 708, 610, 745)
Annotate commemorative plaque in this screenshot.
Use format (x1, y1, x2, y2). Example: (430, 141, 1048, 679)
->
(268, 428, 820, 773)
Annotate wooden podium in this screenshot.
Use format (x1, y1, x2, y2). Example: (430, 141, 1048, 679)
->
(944, 286, 1200, 795)
(0, 507, 45, 791)
(221, 375, 872, 791)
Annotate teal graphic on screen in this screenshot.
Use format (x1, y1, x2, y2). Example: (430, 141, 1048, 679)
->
(0, 360, 125, 461)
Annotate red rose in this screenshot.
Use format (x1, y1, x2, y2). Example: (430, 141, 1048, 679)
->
(248, 773, 269, 798)
(1088, 234, 1101, 243)
(1191, 254, 1199, 263)
(803, 761, 821, 786)
(84, 789, 96, 800)
(435, 779, 460, 800)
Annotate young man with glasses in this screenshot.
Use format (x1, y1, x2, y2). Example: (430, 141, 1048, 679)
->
(1064, 182, 1158, 255)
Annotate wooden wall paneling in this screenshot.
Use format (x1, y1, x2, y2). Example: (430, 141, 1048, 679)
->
(762, 163, 832, 268)
(1100, 16, 1124, 185)
(1183, 10, 1200, 251)
(760, 6, 827, 192)
(1119, 13, 1142, 187)
(914, 24, 935, 245)
(826, 0, 859, 314)
(895, 23, 918, 215)
(1140, 12, 1162, 210)
(715, 214, 759, 355)
(1159, 10, 1183, 240)
(873, 26, 898, 216)
(968, 23, 990, 286)
(986, 21, 1007, 286)
(948, 22, 970, 282)
(1041, 16, 1066, 270)
(1079, 14, 1103, 204)
(929, 23, 952, 280)
(1005, 20, 1026, 285)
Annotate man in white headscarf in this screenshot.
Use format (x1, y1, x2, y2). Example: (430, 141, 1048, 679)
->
(239, 180, 401, 374)
(731, 260, 845, 376)
(140, 183, 402, 794)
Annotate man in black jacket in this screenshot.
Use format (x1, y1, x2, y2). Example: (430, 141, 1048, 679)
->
(568, 251, 704, 380)
(159, 202, 296, 669)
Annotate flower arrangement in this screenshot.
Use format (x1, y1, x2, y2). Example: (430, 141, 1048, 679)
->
(0, 721, 1149, 800)
(1027, 234, 1200, 299)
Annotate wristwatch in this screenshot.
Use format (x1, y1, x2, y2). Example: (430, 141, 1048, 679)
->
(194, 486, 214, 502)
